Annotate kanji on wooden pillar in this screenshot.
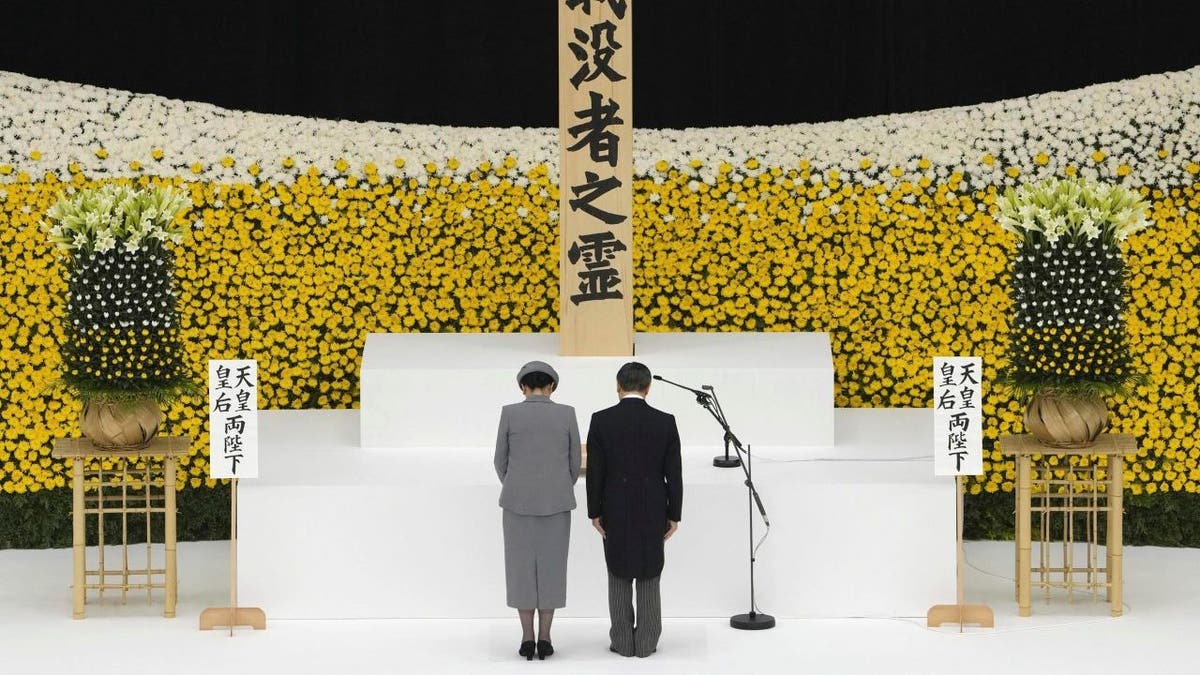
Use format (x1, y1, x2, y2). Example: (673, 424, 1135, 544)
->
(558, 0, 633, 356)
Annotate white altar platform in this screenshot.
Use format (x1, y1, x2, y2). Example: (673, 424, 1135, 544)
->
(359, 332, 835, 448)
(239, 407, 953, 620)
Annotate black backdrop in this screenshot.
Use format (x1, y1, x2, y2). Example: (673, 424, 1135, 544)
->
(1, 0, 1198, 128)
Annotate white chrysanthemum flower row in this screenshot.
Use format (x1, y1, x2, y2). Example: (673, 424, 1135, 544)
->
(2, 67, 1199, 189)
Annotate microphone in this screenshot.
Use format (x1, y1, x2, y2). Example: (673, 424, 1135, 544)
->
(653, 374, 711, 400)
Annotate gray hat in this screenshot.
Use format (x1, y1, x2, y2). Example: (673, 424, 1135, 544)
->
(517, 360, 559, 386)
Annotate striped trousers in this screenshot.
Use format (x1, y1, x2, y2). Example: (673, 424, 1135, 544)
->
(607, 572, 662, 658)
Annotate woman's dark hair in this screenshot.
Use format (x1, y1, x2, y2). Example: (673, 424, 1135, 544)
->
(616, 362, 652, 393)
(520, 371, 556, 391)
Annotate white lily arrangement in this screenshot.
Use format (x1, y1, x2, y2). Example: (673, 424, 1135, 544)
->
(995, 177, 1152, 245)
(42, 185, 193, 255)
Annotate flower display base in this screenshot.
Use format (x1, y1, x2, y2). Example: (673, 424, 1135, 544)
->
(1023, 394, 1109, 449)
(80, 400, 163, 449)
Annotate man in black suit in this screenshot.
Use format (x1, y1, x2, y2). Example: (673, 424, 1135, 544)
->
(586, 362, 683, 658)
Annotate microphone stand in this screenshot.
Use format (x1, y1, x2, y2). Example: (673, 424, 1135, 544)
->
(653, 375, 775, 631)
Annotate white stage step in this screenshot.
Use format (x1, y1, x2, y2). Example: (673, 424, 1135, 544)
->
(239, 408, 953, 620)
(359, 332, 835, 448)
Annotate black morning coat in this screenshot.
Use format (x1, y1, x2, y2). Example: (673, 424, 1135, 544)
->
(585, 397, 683, 580)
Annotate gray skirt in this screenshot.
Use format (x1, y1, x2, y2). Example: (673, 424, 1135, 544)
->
(502, 509, 571, 609)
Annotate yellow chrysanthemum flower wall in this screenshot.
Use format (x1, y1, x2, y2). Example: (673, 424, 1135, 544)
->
(0, 69, 1197, 497)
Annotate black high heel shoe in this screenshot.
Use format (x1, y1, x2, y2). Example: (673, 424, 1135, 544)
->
(519, 640, 536, 660)
(536, 640, 554, 660)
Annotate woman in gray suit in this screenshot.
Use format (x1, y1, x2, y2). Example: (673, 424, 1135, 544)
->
(495, 361, 581, 660)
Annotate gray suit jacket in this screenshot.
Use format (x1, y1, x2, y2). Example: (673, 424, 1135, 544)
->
(495, 395, 582, 516)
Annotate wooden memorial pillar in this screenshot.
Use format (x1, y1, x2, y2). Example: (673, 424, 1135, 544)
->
(558, 0, 634, 356)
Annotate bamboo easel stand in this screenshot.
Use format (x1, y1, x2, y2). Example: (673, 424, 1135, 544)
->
(200, 478, 267, 633)
(927, 475, 994, 630)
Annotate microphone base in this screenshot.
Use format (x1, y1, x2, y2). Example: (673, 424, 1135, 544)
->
(713, 455, 742, 468)
(730, 612, 776, 630)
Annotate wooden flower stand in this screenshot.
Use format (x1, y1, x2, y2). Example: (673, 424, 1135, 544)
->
(51, 436, 190, 619)
(999, 433, 1134, 617)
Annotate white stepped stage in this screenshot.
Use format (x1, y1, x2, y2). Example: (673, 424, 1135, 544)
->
(359, 332, 835, 448)
(239, 407, 953, 619)
(242, 331, 951, 619)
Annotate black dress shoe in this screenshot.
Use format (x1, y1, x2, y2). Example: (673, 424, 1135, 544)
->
(536, 640, 554, 660)
(519, 640, 536, 660)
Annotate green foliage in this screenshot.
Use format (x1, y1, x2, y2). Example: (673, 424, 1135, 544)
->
(962, 490, 1016, 541)
(3, 486, 1198, 549)
(1123, 492, 1200, 546)
(0, 482, 230, 549)
(963, 490, 1200, 547)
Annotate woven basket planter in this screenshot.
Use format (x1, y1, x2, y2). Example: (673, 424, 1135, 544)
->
(1023, 394, 1109, 449)
(80, 399, 163, 449)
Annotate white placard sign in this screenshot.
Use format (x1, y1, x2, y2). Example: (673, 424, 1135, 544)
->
(933, 356, 983, 476)
(208, 359, 259, 479)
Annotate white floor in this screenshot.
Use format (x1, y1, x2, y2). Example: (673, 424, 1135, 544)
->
(2, 541, 1195, 674)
